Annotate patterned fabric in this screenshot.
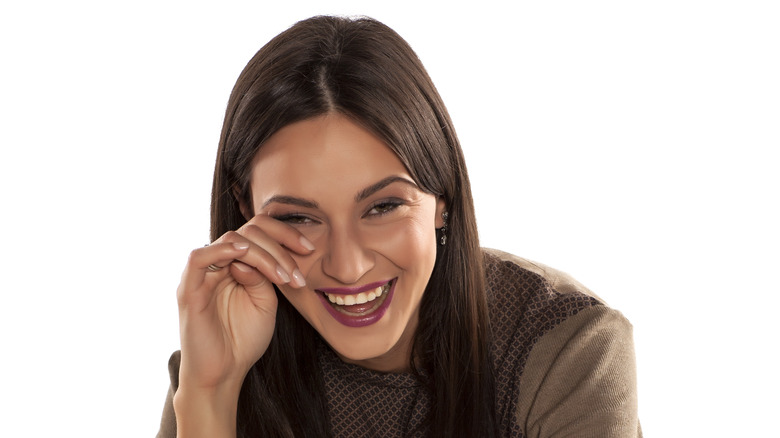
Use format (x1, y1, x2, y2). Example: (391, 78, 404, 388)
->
(319, 251, 601, 437)
(320, 346, 429, 437)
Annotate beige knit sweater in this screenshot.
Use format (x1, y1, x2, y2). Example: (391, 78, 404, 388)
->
(157, 249, 641, 437)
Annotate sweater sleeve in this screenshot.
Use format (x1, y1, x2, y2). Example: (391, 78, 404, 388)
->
(155, 350, 181, 438)
(516, 306, 642, 438)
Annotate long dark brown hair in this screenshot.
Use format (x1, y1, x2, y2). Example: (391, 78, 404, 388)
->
(210, 16, 497, 437)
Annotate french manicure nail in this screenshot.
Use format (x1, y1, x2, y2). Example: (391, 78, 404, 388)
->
(276, 265, 291, 283)
(300, 236, 315, 251)
(233, 242, 249, 250)
(291, 268, 306, 287)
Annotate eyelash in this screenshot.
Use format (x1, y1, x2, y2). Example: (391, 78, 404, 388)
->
(272, 200, 403, 224)
(273, 212, 316, 225)
(364, 199, 403, 217)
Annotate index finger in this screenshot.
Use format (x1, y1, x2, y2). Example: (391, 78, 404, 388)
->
(239, 214, 315, 255)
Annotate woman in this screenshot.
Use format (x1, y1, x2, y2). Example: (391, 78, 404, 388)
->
(158, 16, 640, 438)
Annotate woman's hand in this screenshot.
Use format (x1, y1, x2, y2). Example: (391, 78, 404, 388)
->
(173, 214, 314, 435)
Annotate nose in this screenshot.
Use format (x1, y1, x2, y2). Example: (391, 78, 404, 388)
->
(321, 225, 374, 285)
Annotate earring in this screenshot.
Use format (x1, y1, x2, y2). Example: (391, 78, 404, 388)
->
(439, 211, 449, 245)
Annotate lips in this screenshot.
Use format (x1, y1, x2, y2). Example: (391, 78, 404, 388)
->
(316, 279, 396, 328)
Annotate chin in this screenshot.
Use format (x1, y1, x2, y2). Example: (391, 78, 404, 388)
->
(281, 273, 426, 371)
(329, 331, 399, 361)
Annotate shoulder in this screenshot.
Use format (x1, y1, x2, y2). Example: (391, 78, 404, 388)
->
(483, 248, 602, 301)
(482, 248, 603, 355)
(482, 249, 641, 437)
(481, 248, 634, 352)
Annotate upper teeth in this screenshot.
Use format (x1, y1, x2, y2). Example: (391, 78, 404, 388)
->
(326, 283, 388, 306)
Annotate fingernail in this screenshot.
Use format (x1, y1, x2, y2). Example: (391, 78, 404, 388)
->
(276, 265, 291, 283)
(233, 242, 249, 250)
(233, 262, 252, 272)
(291, 268, 306, 288)
(299, 236, 315, 251)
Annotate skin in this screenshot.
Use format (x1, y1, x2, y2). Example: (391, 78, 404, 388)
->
(249, 113, 445, 373)
(174, 113, 444, 436)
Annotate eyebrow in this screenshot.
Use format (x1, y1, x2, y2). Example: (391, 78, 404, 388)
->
(260, 175, 418, 209)
(261, 195, 318, 209)
(354, 176, 418, 202)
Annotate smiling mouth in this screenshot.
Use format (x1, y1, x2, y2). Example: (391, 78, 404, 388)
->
(320, 280, 393, 316)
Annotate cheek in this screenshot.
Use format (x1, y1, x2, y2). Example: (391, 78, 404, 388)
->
(297, 225, 328, 246)
(367, 220, 436, 267)
(276, 283, 321, 327)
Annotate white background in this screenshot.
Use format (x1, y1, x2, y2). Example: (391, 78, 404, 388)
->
(1, 1, 778, 436)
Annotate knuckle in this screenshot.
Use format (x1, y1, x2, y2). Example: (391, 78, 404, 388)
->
(187, 248, 201, 264)
(238, 223, 260, 237)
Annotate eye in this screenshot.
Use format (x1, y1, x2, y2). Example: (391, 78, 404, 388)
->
(365, 200, 403, 217)
(273, 213, 317, 225)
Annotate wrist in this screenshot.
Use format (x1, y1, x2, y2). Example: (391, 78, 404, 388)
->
(173, 383, 241, 438)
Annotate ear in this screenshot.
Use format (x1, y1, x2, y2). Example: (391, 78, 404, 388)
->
(434, 197, 448, 228)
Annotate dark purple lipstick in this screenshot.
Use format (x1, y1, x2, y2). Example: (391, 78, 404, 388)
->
(316, 278, 396, 327)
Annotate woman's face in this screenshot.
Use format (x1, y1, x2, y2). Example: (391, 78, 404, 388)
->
(249, 114, 445, 372)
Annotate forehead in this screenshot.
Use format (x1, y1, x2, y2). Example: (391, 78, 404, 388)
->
(250, 115, 410, 200)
